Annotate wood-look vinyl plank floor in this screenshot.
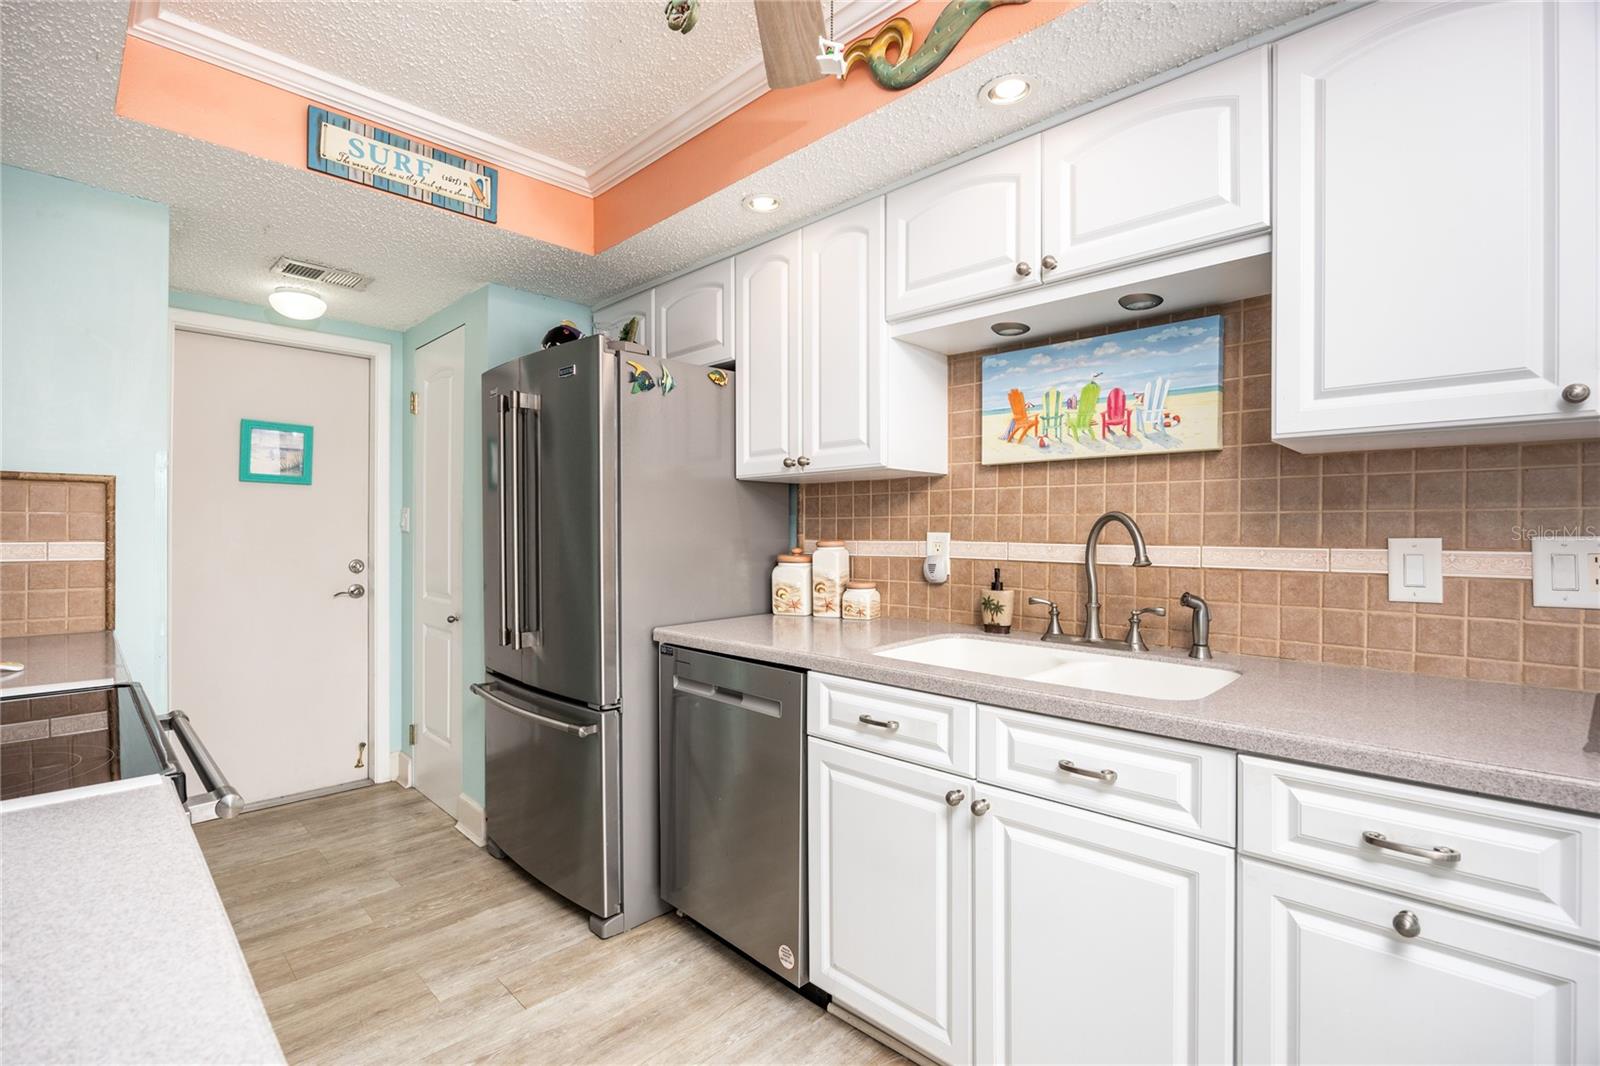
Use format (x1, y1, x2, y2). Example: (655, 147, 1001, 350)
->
(197, 783, 900, 1065)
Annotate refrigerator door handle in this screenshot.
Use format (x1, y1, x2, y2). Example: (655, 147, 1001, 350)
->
(472, 682, 596, 738)
(496, 393, 512, 648)
(513, 390, 540, 648)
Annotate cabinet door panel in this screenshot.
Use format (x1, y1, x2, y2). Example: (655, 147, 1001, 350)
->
(592, 292, 654, 349)
(654, 259, 734, 366)
(801, 199, 883, 473)
(886, 137, 1040, 319)
(809, 738, 972, 1064)
(735, 233, 801, 478)
(1273, 1, 1599, 448)
(975, 786, 1233, 1065)
(1041, 49, 1268, 279)
(1240, 859, 1600, 1065)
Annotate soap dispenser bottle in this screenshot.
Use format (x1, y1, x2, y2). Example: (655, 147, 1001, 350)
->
(981, 567, 1014, 634)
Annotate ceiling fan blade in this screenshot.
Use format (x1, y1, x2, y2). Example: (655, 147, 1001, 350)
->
(753, 0, 828, 90)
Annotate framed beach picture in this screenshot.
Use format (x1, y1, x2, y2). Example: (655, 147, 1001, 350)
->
(239, 419, 314, 485)
(981, 316, 1224, 465)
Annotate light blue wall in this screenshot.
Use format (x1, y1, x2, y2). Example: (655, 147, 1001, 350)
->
(167, 290, 407, 750)
(1, 166, 172, 705)
(401, 284, 590, 807)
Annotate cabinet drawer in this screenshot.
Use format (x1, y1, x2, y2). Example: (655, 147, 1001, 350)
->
(1240, 756, 1600, 943)
(976, 705, 1235, 844)
(808, 673, 975, 776)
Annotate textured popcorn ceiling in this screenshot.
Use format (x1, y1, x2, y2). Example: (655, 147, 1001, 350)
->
(0, 0, 1334, 332)
(163, 0, 766, 170)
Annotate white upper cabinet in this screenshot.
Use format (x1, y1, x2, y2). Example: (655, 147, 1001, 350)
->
(975, 786, 1234, 1066)
(802, 199, 883, 475)
(886, 137, 1041, 320)
(1040, 49, 1269, 280)
(737, 199, 946, 482)
(734, 233, 801, 479)
(1272, 0, 1599, 452)
(592, 290, 654, 348)
(653, 258, 735, 367)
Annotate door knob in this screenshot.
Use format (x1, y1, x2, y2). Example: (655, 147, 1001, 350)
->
(1561, 383, 1591, 404)
(1014, 262, 1032, 277)
(446, 614, 460, 623)
(1392, 910, 1421, 938)
(1041, 254, 1058, 271)
(334, 583, 366, 599)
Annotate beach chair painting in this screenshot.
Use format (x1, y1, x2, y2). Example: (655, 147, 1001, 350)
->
(978, 315, 1223, 466)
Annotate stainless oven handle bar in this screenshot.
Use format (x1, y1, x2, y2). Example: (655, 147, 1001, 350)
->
(471, 682, 597, 738)
(161, 709, 243, 819)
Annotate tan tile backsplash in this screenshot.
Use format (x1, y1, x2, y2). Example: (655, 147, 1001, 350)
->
(0, 473, 115, 637)
(799, 297, 1600, 692)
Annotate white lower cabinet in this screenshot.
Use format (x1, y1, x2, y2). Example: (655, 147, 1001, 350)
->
(1239, 859, 1600, 1066)
(808, 737, 972, 1064)
(974, 785, 1234, 1066)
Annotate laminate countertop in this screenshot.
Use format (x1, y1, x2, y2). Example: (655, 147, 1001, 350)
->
(0, 776, 284, 1065)
(653, 615, 1600, 814)
(0, 631, 128, 697)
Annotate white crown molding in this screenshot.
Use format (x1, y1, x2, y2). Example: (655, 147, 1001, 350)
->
(125, 0, 913, 199)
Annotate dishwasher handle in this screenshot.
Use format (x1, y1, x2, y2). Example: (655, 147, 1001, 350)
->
(161, 710, 243, 820)
(670, 675, 783, 718)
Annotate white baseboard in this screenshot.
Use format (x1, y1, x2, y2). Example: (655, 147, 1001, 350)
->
(392, 751, 414, 788)
(454, 792, 486, 847)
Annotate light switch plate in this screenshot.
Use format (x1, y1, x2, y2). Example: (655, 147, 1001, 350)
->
(1387, 538, 1443, 603)
(1531, 535, 1600, 609)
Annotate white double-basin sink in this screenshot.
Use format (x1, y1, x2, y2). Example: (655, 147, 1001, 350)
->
(875, 635, 1239, 701)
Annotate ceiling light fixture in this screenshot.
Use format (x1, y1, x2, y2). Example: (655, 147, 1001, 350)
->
(742, 193, 781, 213)
(268, 287, 328, 321)
(1118, 292, 1164, 312)
(981, 74, 1033, 106)
(991, 321, 1031, 337)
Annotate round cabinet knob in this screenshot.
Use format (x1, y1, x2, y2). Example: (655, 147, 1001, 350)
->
(1561, 383, 1591, 404)
(970, 798, 991, 817)
(782, 457, 798, 468)
(1014, 262, 1032, 277)
(944, 789, 965, 807)
(796, 456, 811, 468)
(1392, 910, 1421, 939)
(1041, 255, 1058, 271)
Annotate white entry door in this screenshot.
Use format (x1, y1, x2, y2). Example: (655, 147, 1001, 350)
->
(411, 327, 464, 816)
(171, 329, 372, 805)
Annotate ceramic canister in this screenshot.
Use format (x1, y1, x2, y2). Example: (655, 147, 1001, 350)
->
(771, 548, 813, 616)
(811, 540, 850, 618)
(841, 581, 881, 620)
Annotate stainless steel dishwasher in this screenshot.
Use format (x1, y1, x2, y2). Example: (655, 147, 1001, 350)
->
(659, 645, 808, 986)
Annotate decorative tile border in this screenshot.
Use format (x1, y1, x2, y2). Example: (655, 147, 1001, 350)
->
(0, 541, 106, 561)
(816, 540, 1535, 580)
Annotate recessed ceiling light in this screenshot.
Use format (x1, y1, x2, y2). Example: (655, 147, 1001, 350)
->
(742, 193, 781, 213)
(268, 287, 328, 321)
(1118, 292, 1164, 311)
(991, 321, 1031, 337)
(982, 75, 1032, 106)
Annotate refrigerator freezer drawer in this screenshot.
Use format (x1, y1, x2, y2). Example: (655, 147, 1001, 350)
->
(480, 679, 620, 919)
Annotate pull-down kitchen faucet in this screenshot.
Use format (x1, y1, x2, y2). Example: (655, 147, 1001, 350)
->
(1082, 511, 1152, 642)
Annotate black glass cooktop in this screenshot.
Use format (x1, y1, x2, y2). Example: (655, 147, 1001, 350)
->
(0, 683, 179, 802)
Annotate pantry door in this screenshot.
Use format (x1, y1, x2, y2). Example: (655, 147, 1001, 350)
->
(171, 326, 374, 806)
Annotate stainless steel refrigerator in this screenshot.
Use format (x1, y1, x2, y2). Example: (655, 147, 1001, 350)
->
(477, 334, 787, 938)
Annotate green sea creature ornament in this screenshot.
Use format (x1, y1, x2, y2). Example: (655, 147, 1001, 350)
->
(841, 0, 1029, 91)
(665, 0, 697, 35)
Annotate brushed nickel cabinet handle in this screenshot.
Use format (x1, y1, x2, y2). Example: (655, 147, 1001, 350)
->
(783, 457, 798, 468)
(945, 789, 965, 807)
(1015, 262, 1032, 277)
(1041, 254, 1058, 270)
(1058, 759, 1117, 784)
(1561, 383, 1591, 404)
(970, 798, 991, 816)
(796, 456, 811, 468)
(858, 714, 899, 732)
(1392, 910, 1421, 938)
(1362, 830, 1461, 864)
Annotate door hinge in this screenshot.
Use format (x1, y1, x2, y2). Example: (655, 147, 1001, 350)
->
(409, 391, 419, 415)
(408, 723, 417, 746)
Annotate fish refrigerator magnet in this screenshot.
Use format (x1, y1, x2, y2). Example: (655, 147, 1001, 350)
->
(626, 359, 656, 394)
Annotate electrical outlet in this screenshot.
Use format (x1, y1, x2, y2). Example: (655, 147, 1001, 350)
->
(924, 531, 951, 585)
